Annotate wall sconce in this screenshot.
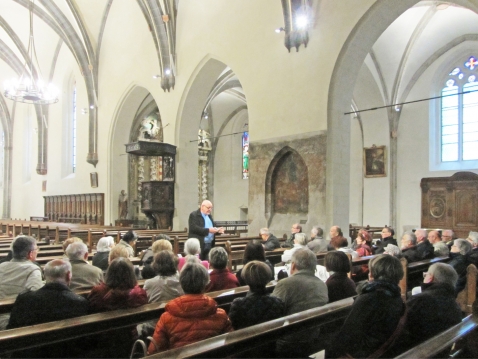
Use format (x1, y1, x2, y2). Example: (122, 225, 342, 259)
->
(279, 0, 313, 52)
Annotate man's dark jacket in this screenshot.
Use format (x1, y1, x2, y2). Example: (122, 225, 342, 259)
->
(402, 240, 434, 263)
(7, 282, 88, 329)
(263, 234, 280, 251)
(188, 209, 215, 249)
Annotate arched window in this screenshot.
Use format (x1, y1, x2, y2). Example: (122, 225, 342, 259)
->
(440, 56, 478, 164)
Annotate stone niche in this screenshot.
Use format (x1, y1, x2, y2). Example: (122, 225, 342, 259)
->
(248, 132, 327, 238)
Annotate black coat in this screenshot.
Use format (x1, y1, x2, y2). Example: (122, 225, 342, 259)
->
(188, 209, 215, 248)
(7, 282, 88, 329)
(228, 289, 285, 330)
(328, 280, 405, 358)
(92, 251, 109, 271)
(402, 240, 434, 263)
(325, 272, 357, 303)
(374, 237, 398, 254)
(263, 234, 281, 251)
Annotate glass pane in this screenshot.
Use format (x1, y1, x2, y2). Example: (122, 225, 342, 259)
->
(464, 123, 478, 132)
(463, 142, 478, 160)
(442, 109, 459, 126)
(450, 67, 460, 76)
(442, 134, 458, 144)
(463, 132, 478, 142)
(442, 143, 458, 162)
(442, 125, 458, 135)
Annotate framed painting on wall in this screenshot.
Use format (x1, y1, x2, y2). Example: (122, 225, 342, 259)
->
(364, 145, 386, 178)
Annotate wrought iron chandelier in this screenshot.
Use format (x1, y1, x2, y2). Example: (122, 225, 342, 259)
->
(3, 0, 59, 105)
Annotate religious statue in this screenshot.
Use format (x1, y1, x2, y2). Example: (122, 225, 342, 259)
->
(118, 190, 128, 219)
(140, 115, 160, 141)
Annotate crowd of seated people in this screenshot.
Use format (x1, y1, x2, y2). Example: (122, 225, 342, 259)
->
(0, 224, 476, 358)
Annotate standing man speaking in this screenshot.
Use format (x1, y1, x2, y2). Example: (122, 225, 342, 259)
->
(188, 200, 224, 260)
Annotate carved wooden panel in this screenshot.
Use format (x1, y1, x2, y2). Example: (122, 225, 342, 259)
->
(421, 172, 478, 238)
(43, 193, 104, 225)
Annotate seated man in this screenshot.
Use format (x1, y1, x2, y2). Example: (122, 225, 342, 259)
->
(272, 248, 328, 358)
(399, 263, 462, 354)
(259, 227, 280, 251)
(307, 226, 328, 253)
(7, 259, 88, 329)
(282, 223, 302, 248)
(66, 241, 104, 290)
(401, 230, 433, 263)
(428, 230, 449, 257)
(0, 236, 44, 329)
(375, 227, 397, 254)
(117, 230, 137, 257)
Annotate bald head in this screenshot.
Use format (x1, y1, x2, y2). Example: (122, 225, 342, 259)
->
(415, 229, 427, 243)
(200, 200, 213, 215)
(44, 259, 72, 285)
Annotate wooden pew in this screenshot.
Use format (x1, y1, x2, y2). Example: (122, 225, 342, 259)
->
(456, 264, 477, 315)
(0, 283, 276, 357)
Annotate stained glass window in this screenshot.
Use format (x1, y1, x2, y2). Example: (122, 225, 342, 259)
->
(242, 131, 249, 179)
(441, 56, 478, 162)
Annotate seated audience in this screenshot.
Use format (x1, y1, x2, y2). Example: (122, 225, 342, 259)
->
(205, 247, 239, 292)
(229, 261, 285, 329)
(433, 241, 450, 257)
(307, 226, 329, 253)
(109, 245, 130, 263)
(401, 230, 433, 263)
(375, 227, 397, 254)
(7, 259, 88, 358)
(331, 236, 359, 259)
(141, 238, 173, 279)
(327, 255, 405, 359)
(383, 244, 402, 257)
(260, 227, 281, 250)
(272, 248, 328, 358)
(449, 238, 473, 293)
(62, 237, 83, 258)
(92, 236, 115, 271)
(324, 251, 357, 303)
(399, 263, 462, 354)
(88, 257, 147, 312)
(66, 241, 104, 290)
(138, 250, 184, 338)
(141, 234, 171, 265)
(147, 262, 233, 354)
(117, 230, 137, 257)
(282, 223, 302, 248)
(178, 237, 209, 271)
(442, 229, 455, 248)
(7, 259, 88, 329)
(0, 236, 43, 330)
(355, 230, 373, 257)
(281, 232, 307, 262)
(329, 225, 347, 250)
(236, 240, 274, 286)
(467, 231, 478, 265)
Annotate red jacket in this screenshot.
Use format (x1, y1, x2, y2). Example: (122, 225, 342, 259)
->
(205, 268, 240, 292)
(148, 294, 233, 354)
(88, 283, 148, 312)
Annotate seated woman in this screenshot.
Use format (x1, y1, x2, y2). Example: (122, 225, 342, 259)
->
(88, 257, 147, 312)
(178, 238, 209, 271)
(205, 247, 239, 292)
(141, 234, 171, 265)
(116, 230, 137, 258)
(236, 240, 274, 286)
(327, 255, 405, 359)
(138, 250, 184, 338)
(229, 261, 285, 329)
(355, 231, 373, 257)
(450, 238, 473, 293)
(147, 262, 233, 354)
(141, 239, 173, 279)
(92, 236, 115, 271)
(281, 233, 307, 263)
(324, 252, 357, 303)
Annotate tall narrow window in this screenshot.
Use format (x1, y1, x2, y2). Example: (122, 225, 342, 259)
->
(441, 56, 478, 162)
(242, 131, 249, 179)
(72, 85, 77, 173)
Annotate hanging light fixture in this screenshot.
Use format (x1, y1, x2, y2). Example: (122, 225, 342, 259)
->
(3, 0, 59, 105)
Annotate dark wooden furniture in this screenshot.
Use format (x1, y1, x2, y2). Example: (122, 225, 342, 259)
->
(421, 171, 478, 238)
(43, 193, 105, 225)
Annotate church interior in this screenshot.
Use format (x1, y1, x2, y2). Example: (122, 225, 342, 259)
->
(0, 0, 477, 238)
